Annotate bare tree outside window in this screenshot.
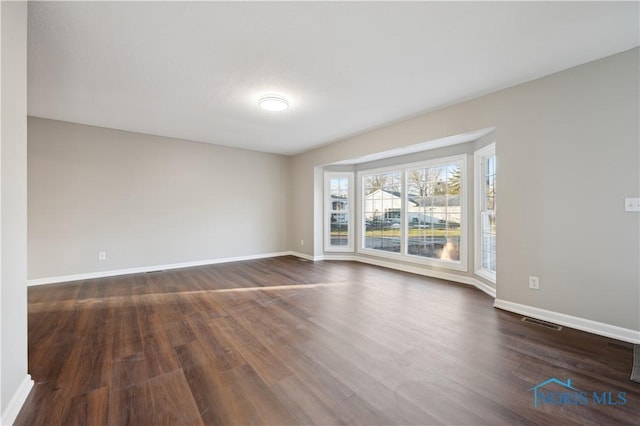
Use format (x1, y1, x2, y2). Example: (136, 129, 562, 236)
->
(406, 163, 461, 261)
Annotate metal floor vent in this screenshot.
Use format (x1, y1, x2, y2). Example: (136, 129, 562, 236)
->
(297, 258, 310, 262)
(521, 316, 563, 331)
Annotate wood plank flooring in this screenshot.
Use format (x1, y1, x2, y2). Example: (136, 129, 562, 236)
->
(16, 256, 640, 425)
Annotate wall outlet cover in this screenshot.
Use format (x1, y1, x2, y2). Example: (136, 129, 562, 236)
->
(529, 276, 540, 290)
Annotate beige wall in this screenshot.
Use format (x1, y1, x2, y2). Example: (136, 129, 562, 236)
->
(26, 48, 640, 333)
(289, 48, 640, 331)
(28, 118, 290, 279)
(1, 1, 30, 422)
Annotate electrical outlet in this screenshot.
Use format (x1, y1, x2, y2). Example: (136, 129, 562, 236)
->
(529, 276, 540, 290)
(300, 240, 304, 246)
(98, 251, 107, 261)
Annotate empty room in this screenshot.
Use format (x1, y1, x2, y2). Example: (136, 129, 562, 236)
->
(1, 1, 639, 425)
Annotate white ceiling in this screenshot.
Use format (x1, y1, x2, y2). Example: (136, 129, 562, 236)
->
(28, 1, 639, 155)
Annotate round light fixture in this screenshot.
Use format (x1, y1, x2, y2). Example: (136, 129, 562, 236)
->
(258, 94, 289, 112)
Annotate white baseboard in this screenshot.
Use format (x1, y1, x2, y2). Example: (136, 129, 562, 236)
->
(355, 256, 496, 298)
(314, 253, 352, 261)
(288, 252, 497, 298)
(472, 278, 497, 298)
(1, 374, 33, 426)
(27, 251, 291, 286)
(314, 251, 637, 344)
(287, 251, 319, 261)
(494, 299, 640, 344)
(28, 248, 496, 300)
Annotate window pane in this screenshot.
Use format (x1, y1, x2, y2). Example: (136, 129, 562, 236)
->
(406, 162, 462, 261)
(330, 213, 349, 246)
(363, 171, 401, 253)
(326, 175, 352, 250)
(481, 212, 496, 271)
(479, 153, 496, 274)
(329, 177, 349, 212)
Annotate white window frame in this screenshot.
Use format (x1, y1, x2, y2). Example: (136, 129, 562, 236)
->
(357, 154, 467, 272)
(474, 143, 496, 283)
(357, 166, 405, 260)
(324, 172, 354, 252)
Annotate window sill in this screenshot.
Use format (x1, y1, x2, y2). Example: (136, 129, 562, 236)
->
(324, 246, 355, 253)
(475, 268, 496, 284)
(357, 247, 468, 272)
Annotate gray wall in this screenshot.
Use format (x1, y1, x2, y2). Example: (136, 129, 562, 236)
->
(1, 0, 30, 421)
(28, 118, 290, 279)
(289, 48, 640, 331)
(24, 48, 640, 333)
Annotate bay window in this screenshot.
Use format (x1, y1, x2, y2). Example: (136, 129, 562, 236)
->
(474, 143, 496, 282)
(324, 173, 354, 251)
(363, 171, 402, 253)
(406, 161, 462, 262)
(358, 155, 467, 271)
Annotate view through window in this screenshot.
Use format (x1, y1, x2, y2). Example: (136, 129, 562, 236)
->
(363, 171, 402, 253)
(475, 144, 496, 280)
(406, 163, 462, 261)
(359, 155, 466, 269)
(325, 173, 353, 251)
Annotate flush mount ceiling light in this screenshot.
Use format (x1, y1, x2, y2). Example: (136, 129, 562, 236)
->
(258, 94, 289, 112)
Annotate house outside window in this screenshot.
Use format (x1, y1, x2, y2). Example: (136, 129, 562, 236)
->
(362, 171, 403, 253)
(406, 161, 463, 263)
(324, 172, 354, 252)
(358, 155, 467, 271)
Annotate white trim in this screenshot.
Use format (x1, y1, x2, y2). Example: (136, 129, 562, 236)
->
(357, 154, 468, 273)
(356, 255, 473, 284)
(494, 299, 640, 344)
(472, 278, 497, 298)
(475, 268, 496, 284)
(25, 246, 495, 299)
(27, 251, 292, 286)
(288, 251, 322, 261)
(1, 374, 33, 426)
(324, 172, 355, 252)
(357, 246, 403, 261)
(319, 253, 353, 261)
(302, 251, 495, 298)
(474, 142, 496, 283)
(27, 250, 637, 345)
(331, 128, 495, 166)
(355, 256, 495, 297)
(474, 143, 496, 162)
(356, 153, 467, 176)
(357, 247, 468, 271)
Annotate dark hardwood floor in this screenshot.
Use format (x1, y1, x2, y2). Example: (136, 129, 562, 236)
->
(16, 256, 639, 425)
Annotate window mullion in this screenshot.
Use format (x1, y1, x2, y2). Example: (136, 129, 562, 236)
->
(357, 155, 466, 271)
